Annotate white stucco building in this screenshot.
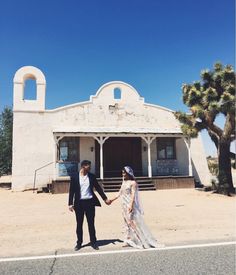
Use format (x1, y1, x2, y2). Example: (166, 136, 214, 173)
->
(12, 66, 210, 191)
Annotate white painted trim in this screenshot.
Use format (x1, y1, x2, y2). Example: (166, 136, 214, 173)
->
(46, 100, 92, 112)
(183, 137, 193, 177)
(93, 136, 110, 179)
(14, 101, 176, 114)
(92, 81, 144, 101)
(13, 80, 178, 114)
(141, 136, 156, 178)
(13, 100, 92, 113)
(53, 133, 183, 138)
(144, 102, 175, 113)
(13, 66, 46, 85)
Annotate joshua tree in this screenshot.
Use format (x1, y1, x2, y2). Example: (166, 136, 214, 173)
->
(175, 63, 235, 195)
(0, 107, 13, 176)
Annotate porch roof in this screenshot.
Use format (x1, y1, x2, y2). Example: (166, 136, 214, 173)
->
(53, 126, 183, 135)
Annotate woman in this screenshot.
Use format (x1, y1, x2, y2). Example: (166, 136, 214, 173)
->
(110, 166, 164, 249)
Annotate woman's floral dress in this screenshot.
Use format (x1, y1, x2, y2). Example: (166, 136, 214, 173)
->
(119, 180, 161, 249)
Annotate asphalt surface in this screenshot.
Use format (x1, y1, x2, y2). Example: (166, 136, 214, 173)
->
(0, 243, 235, 275)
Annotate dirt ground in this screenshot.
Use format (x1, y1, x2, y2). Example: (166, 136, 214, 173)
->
(0, 188, 235, 258)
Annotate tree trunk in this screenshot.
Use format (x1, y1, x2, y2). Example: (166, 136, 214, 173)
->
(217, 138, 234, 195)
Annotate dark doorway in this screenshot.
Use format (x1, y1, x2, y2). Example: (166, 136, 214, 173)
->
(95, 137, 142, 177)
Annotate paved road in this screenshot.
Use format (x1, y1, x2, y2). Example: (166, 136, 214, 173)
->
(0, 243, 235, 275)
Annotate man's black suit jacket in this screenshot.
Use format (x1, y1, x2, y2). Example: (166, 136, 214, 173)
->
(68, 172, 107, 207)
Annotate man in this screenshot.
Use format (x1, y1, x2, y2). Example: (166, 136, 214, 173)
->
(68, 160, 111, 251)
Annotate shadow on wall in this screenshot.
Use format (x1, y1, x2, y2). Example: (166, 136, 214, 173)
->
(192, 160, 204, 187)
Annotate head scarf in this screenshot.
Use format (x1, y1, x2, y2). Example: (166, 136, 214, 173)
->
(124, 166, 135, 178)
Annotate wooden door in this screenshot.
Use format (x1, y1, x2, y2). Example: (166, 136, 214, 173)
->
(95, 137, 142, 177)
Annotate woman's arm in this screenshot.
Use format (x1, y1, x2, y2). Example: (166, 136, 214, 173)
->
(110, 187, 122, 203)
(128, 181, 137, 213)
(110, 194, 120, 203)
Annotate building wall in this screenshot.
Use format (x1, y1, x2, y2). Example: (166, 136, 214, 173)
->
(12, 66, 211, 190)
(12, 112, 54, 190)
(190, 134, 211, 185)
(176, 138, 189, 175)
(141, 138, 190, 177)
(79, 137, 95, 173)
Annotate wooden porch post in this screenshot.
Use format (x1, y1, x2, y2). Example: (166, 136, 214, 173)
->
(94, 136, 109, 179)
(141, 136, 156, 178)
(184, 137, 193, 176)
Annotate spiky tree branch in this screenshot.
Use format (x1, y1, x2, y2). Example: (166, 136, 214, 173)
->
(175, 62, 235, 195)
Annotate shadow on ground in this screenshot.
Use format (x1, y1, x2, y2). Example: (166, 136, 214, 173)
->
(82, 239, 123, 248)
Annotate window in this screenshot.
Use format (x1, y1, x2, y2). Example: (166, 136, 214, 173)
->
(24, 79, 37, 100)
(58, 137, 80, 162)
(157, 138, 176, 159)
(114, 88, 121, 99)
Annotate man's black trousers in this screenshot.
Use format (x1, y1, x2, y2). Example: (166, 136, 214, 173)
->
(74, 198, 96, 245)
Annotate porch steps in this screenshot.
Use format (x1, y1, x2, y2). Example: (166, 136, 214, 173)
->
(36, 183, 52, 193)
(98, 177, 156, 192)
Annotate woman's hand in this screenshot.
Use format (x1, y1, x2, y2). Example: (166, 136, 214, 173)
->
(128, 205, 133, 213)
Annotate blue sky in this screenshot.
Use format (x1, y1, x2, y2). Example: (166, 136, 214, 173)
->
(0, 0, 235, 156)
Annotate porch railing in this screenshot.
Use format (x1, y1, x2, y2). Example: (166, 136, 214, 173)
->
(33, 161, 54, 192)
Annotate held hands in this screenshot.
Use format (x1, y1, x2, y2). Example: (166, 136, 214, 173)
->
(105, 199, 112, 205)
(69, 200, 112, 209)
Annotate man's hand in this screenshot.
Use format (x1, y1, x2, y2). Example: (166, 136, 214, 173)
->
(105, 199, 111, 205)
(69, 205, 74, 212)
